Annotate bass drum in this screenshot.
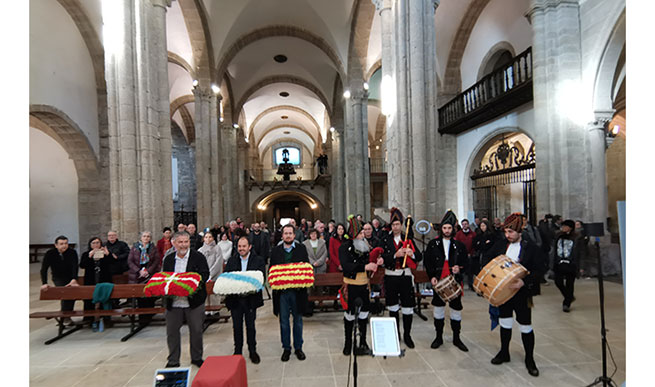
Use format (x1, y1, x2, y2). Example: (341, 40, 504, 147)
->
(473, 255, 528, 307)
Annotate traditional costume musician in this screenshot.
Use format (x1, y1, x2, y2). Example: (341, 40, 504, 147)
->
(483, 213, 543, 377)
(381, 208, 422, 348)
(339, 216, 384, 356)
(424, 210, 469, 352)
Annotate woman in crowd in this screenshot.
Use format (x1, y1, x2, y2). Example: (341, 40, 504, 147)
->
(80, 236, 114, 326)
(474, 219, 496, 269)
(156, 227, 172, 259)
(198, 232, 223, 281)
(217, 232, 234, 266)
(327, 223, 346, 273)
(303, 229, 328, 274)
(127, 231, 161, 326)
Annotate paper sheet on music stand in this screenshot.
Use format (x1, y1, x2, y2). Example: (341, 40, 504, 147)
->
(370, 317, 401, 356)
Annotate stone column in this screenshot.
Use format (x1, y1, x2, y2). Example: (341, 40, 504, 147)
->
(373, 0, 400, 212)
(346, 88, 371, 218)
(529, 0, 588, 220)
(587, 111, 613, 224)
(104, 0, 172, 237)
(331, 124, 346, 223)
(237, 135, 249, 219)
(374, 0, 439, 220)
(193, 87, 218, 228)
(221, 123, 238, 221)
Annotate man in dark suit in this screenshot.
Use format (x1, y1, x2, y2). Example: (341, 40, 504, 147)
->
(483, 213, 544, 378)
(162, 231, 210, 368)
(224, 236, 266, 364)
(270, 224, 310, 362)
(248, 222, 270, 264)
(424, 210, 469, 352)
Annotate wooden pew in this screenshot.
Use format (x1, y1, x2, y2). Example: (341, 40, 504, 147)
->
(29, 281, 226, 345)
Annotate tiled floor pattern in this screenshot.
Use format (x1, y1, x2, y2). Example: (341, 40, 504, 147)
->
(30, 264, 625, 387)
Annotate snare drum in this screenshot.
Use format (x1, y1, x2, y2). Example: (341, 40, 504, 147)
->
(473, 255, 529, 307)
(434, 275, 462, 302)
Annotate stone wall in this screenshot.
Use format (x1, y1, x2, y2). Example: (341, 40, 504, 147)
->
(171, 122, 196, 212)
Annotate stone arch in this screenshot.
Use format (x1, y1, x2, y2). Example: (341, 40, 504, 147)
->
(441, 0, 491, 99)
(248, 105, 323, 144)
(251, 188, 326, 221)
(168, 52, 196, 79)
(170, 94, 195, 117)
(255, 124, 316, 151)
(267, 140, 313, 166)
(215, 25, 347, 86)
(347, 0, 376, 82)
(365, 59, 382, 83)
(462, 126, 535, 219)
(235, 75, 333, 119)
(178, 0, 215, 84)
(178, 104, 196, 143)
(476, 41, 516, 81)
(30, 104, 103, 248)
(593, 9, 626, 115)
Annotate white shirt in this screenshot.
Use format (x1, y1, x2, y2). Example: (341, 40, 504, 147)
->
(442, 238, 451, 261)
(172, 249, 190, 308)
(506, 241, 521, 262)
(240, 252, 250, 272)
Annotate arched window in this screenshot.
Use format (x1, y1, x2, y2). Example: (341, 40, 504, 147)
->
(274, 147, 301, 165)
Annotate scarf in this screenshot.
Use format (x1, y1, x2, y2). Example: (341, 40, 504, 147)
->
(138, 241, 151, 266)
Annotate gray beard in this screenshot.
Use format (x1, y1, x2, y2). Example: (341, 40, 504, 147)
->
(353, 239, 370, 253)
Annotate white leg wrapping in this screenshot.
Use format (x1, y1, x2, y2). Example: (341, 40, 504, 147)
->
(401, 307, 414, 315)
(499, 317, 514, 329)
(358, 311, 369, 319)
(344, 312, 356, 321)
(433, 306, 446, 319)
(450, 309, 462, 321)
(518, 324, 533, 334)
(387, 304, 400, 312)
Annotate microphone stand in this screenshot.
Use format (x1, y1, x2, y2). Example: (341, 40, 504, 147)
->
(585, 237, 617, 387)
(414, 234, 428, 321)
(352, 299, 362, 387)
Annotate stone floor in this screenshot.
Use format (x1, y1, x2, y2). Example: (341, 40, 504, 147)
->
(29, 263, 625, 387)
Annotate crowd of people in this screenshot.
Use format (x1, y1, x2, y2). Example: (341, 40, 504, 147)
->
(38, 209, 592, 374)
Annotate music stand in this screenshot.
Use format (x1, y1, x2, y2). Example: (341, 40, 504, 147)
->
(583, 222, 617, 387)
(413, 220, 432, 321)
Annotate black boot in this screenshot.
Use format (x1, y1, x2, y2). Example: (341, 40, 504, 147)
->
(355, 319, 371, 356)
(343, 318, 354, 356)
(522, 331, 539, 377)
(451, 320, 469, 352)
(389, 310, 400, 338)
(402, 313, 414, 348)
(431, 319, 444, 349)
(491, 327, 512, 364)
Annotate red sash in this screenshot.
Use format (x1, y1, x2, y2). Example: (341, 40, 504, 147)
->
(440, 256, 450, 280)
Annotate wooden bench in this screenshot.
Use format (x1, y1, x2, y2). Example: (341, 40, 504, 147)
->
(308, 270, 432, 317)
(30, 281, 227, 345)
(29, 243, 76, 263)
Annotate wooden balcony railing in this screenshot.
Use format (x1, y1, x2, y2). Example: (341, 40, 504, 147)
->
(369, 157, 387, 174)
(438, 47, 533, 135)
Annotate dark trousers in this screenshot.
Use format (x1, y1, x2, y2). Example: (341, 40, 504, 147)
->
(467, 256, 480, 288)
(136, 297, 156, 324)
(555, 272, 576, 307)
(53, 278, 75, 312)
(165, 304, 205, 363)
(231, 299, 257, 354)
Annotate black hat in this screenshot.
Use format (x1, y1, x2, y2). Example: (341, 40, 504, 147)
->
(440, 210, 457, 228)
(389, 207, 404, 225)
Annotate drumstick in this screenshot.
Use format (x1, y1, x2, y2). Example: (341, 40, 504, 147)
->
(402, 215, 412, 268)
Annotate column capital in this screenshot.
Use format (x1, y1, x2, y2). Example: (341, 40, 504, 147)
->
(526, 0, 579, 21)
(350, 88, 369, 102)
(192, 86, 214, 101)
(372, 0, 392, 12)
(151, 0, 172, 9)
(588, 110, 616, 149)
(432, 0, 440, 12)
